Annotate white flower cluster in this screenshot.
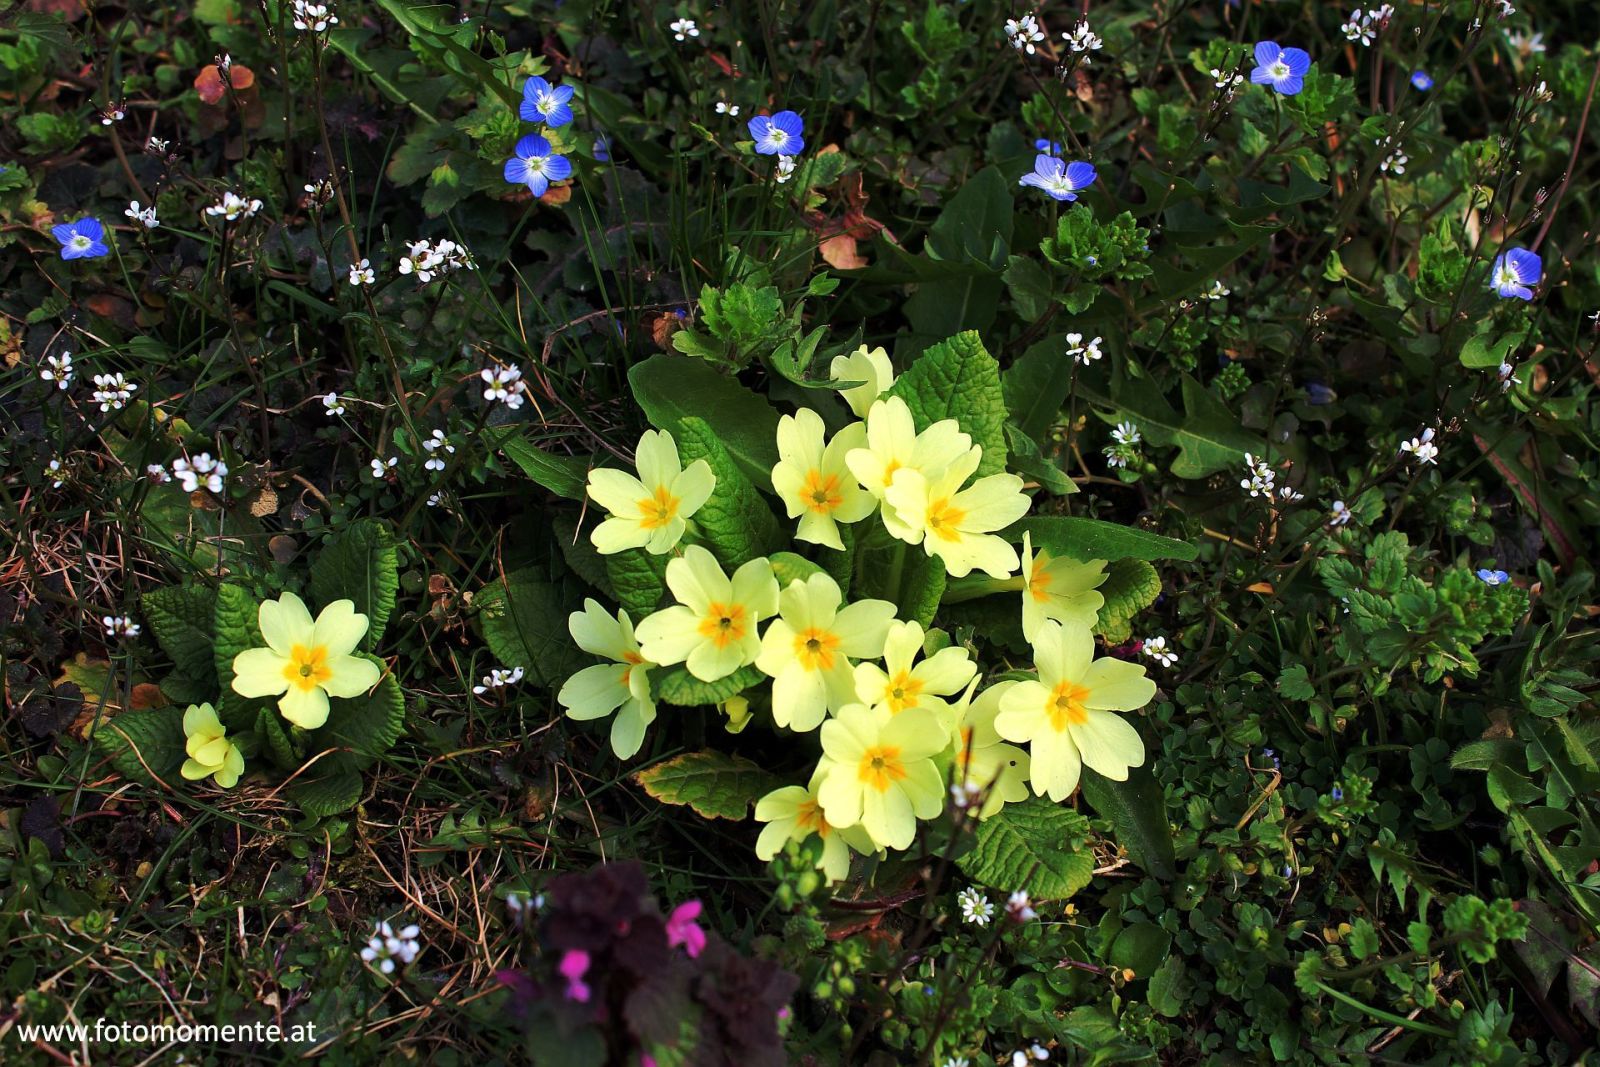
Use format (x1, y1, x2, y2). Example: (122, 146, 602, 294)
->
(1006, 1045, 1052, 1066)
(480, 364, 528, 409)
(398, 238, 474, 284)
(473, 665, 525, 694)
(669, 17, 699, 41)
(1103, 421, 1141, 469)
(369, 456, 398, 479)
(124, 200, 160, 228)
(957, 886, 994, 926)
(775, 155, 798, 184)
(1328, 500, 1353, 526)
(1142, 635, 1178, 668)
(204, 191, 263, 222)
(1497, 361, 1519, 392)
(40, 351, 73, 390)
(172, 452, 227, 494)
(1006, 889, 1037, 922)
(1341, 5, 1394, 46)
(1241, 452, 1277, 498)
(347, 258, 375, 286)
(291, 0, 339, 33)
(359, 921, 419, 974)
(1061, 21, 1102, 56)
(422, 429, 455, 471)
(1399, 427, 1439, 466)
(1378, 136, 1408, 175)
(91, 372, 136, 412)
(102, 615, 141, 638)
(1065, 332, 1103, 366)
(323, 392, 346, 416)
(1005, 15, 1045, 54)
(1211, 67, 1244, 94)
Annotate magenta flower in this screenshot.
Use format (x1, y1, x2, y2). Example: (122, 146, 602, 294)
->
(558, 948, 592, 1002)
(665, 900, 707, 958)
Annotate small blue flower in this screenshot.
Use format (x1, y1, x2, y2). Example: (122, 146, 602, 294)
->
(520, 76, 575, 128)
(1018, 156, 1097, 201)
(748, 110, 804, 155)
(1476, 568, 1510, 586)
(1034, 137, 1062, 154)
(1250, 41, 1312, 96)
(1411, 70, 1433, 91)
(503, 134, 573, 197)
(1282, 865, 1294, 878)
(52, 217, 109, 260)
(1489, 247, 1540, 300)
(1306, 381, 1335, 405)
(592, 133, 612, 163)
(1330, 786, 1344, 802)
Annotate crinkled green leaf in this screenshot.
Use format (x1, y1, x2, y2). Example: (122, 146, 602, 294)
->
(1080, 766, 1176, 880)
(309, 518, 400, 649)
(769, 551, 826, 588)
(288, 767, 365, 818)
(957, 795, 1095, 900)
(886, 331, 1009, 477)
(653, 664, 764, 707)
(91, 708, 185, 786)
(1094, 558, 1162, 643)
(606, 548, 671, 618)
(629, 355, 782, 483)
(677, 416, 781, 569)
(213, 583, 262, 691)
(1010, 515, 1197, 563)
(475, 569, 585, 687)
(633, 749, 781, 820)
(314, 656, 404, 771)
(141, 583, 218, 688)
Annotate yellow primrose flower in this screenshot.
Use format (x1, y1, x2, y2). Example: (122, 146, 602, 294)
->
(558, 599, 657, 759)
(993, 619, 1154, 801)
(852, 619, 976, 728)
(635, 546, 778, 681)
(949, 680, 1031, 819)
(180, 702, 244, 788)
(231, 592, 381, 730)
(844, 397, 973, 540)
(1020, 532, 1108, 641)
(816, 702, 946, 850)
(585, 429, 716, 555)
(884, 448, 1030, 578)
(829, 344, 895, 418)
(770, 408, 875, 551)
(755, 769, 878, 883)
(754, 572, 897, 731)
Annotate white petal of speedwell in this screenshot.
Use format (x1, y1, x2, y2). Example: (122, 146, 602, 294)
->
(569, 599, 629, 661)
(1081, 657, 1157, 711)
(312, 599, 369, 658)
(259, 592, 315, 654)
(585, 467, 649, 516)
(1071, 709, 1145, 778)
(232, 647, 291, 697)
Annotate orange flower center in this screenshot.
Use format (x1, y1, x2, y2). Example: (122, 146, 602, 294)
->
(282, 644, 332, 692)
(880, 458, 902, 488)
(697, 602, 747, 648)
(1028, 553, 1054, 601)
(795, 798, 831, 838)
(793, 626, 841, 671)
(802, 469, 843, 514)
(1047, 681, 1092, 730)
(926, 497, 966, 541)
(884, 671, 924, 714)
(636, 485, 680, 529)
(857, 745, 907, 793)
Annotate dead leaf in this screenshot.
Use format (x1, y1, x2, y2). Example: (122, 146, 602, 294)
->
(539, 183, 573, 206)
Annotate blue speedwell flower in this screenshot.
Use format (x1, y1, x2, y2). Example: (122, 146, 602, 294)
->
(504, 135, 573, 197)
(53, 217, 109, 260)
(520, 76, 575, 128)
(1489, 247, 1540, 300)
(1250, 41, 1312, 96)
(1034, 137, 1062, 154)
(1476, 568, 1510, 586)
(748, 111, 804, 155)
(1018, 156, 1097, 201)
(1411, 70, 1433, 90)
(593, 134, 612, 162)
